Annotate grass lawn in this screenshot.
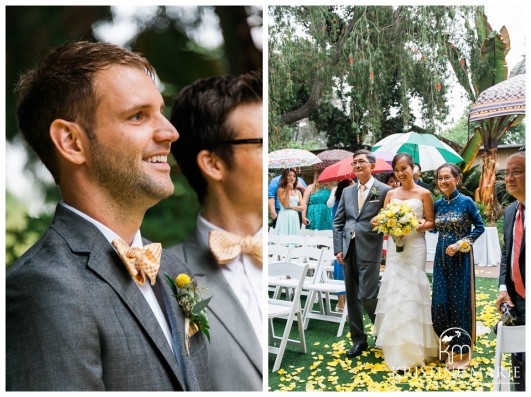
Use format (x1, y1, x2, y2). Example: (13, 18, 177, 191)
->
(268, 277, 509, 391)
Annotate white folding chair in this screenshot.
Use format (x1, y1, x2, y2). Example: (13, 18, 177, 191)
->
(302, 248, 349, 337)
(269, 246, 325, 299)
(268, 261, 309, 372)
(493, 321, 526, 391)
(267, 244, 293, 263)
(304, 235, 334, 250)
(268, 233, 281, 245)
(312, 229, 333, 237)
(277, 234, 307, 247)
(298, 228, 313, 236)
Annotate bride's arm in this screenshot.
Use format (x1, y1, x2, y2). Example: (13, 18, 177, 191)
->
(418, 190, 435, 231)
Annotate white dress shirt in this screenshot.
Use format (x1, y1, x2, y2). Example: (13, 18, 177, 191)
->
(196, 214, 263, 348)
(358, 176, 375, 201)
(60, 202, 174, 351)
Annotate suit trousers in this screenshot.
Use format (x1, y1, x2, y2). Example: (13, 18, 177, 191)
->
(343, 240, 380, 345)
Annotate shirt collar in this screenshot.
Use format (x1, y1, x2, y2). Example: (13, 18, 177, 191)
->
(60, 202, 143, 248)
(358, 176, 375, 190)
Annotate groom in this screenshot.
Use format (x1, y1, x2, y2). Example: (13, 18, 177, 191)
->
(7, 41, 209, 391)
(333, 150, 391, 357)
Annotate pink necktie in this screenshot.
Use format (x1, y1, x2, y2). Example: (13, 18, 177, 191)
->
(512, 203, 525, 298)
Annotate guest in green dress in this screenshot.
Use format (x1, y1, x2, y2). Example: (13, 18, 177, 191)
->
(431, 163, 484, 370)
(302, 180, 332, 230)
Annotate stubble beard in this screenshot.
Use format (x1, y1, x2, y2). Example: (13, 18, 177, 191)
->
(90, 140, 174, 214)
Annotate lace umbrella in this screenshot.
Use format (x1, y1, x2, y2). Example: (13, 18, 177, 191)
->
(268, 148, 322, 169)
(311, 149, 354, 170)
(469, 74, 525, 122)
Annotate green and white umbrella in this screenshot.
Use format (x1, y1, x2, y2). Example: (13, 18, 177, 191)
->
(372, 132, 463, 171)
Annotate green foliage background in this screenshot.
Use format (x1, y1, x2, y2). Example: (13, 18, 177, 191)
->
(5, 5, 262, 268)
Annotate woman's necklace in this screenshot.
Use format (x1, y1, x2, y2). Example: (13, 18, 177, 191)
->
(443, 192, 461, 203)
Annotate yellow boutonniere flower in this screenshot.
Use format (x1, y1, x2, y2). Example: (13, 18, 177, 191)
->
(175, 273, 191, 288)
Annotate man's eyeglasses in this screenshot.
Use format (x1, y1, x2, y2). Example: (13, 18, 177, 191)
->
(224, 138, 263, 145)
(502, 170, 524, 179)
(351, 160, 369, 166)
(437, 176, 455, 182)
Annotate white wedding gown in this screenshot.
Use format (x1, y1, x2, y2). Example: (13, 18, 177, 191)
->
(373, 199, 439, 371)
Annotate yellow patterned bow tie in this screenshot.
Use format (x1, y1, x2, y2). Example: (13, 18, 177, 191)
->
(112, 238, 162, 286)
(208, 230, 262, 266)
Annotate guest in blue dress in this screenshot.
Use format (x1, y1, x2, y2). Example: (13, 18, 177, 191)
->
(302, 180, 332, 230)
(431, 163, 484, 370)
(327, 179, 353, 311)
(273, 168, 305, 235)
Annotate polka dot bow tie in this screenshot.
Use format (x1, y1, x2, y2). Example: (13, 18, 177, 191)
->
(208, 230, 262, 266)
(112, 238, 162, 286)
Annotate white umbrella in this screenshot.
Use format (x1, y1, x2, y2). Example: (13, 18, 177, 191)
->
(372, 132, 463, 171)
(268, 149, 322, 169)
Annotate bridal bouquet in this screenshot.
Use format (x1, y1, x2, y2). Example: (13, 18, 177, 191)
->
(165, 273, 212, 355)
(373, 201, 420, 252)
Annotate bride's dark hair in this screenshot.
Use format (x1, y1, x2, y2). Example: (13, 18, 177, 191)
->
(392, 152, 415, 170)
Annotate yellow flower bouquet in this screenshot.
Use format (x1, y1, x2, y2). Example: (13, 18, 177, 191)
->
(373, 201, 420, 252)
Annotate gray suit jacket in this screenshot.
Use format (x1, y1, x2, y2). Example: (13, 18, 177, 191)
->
(6, 205, 210, 391)
(333, 179, 391, 263)
(170, 227, 263, 391)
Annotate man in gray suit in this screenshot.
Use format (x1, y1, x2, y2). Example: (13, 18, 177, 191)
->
(333, 150, 391, 358)
(169, 73, 263, 390)
(7, 41, 210, 391)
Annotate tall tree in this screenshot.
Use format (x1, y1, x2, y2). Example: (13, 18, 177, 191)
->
(269, 6, 481, 149)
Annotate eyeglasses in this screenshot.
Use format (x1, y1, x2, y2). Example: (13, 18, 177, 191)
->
(502, 170, 524, 179)
(225, 138, 263, 145)
(351, 160, 369, 166)
(437, 176, 455, 182)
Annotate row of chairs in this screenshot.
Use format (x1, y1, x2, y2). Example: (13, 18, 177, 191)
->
(268, 239, 348, 372)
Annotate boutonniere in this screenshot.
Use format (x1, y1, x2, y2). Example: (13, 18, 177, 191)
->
(370, 187, 380, 199)
(165, 273, 212, 355)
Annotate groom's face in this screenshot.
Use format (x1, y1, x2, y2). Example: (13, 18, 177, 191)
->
(87, 65, 179, 206)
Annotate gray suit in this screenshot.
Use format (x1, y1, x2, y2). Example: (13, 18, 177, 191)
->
(6, 205, 210, 391)
(170, 228, 263, 391)
(333, 179, 390, 345)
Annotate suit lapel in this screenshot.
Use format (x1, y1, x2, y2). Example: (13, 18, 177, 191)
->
(86, 240, 187, 388)
(183, 237, 262, 374)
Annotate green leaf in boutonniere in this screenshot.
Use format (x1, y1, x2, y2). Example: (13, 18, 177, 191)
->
(370, 187, 380, 199)
(165, 273, 212, 354)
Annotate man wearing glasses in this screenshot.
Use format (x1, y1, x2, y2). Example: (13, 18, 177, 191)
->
(169, 72, 263, 391)
(496, 150, 526, 391)
(333, 149, 391, 358)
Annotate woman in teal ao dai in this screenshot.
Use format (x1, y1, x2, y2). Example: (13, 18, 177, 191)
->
(431, 163, 484, 370)
(302, 181, 332, 230)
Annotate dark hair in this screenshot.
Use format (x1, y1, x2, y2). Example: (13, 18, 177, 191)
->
(15, 41, 154, 184)
(352, 149, 376, 164)
(384, 173, 397, 185)
(279, 168, 298, 189)
(170, 71, 262, 202)
(392, 152, 415, 170)
(335, 179, 351, 201)
(414, 162, 422, 172)
(434, 163, 461, 180)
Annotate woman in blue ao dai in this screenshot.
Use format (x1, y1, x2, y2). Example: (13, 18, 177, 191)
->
(431, 163, 484, 370)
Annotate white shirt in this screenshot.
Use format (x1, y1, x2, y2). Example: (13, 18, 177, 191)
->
(358, 176, 375, 202)
(196, 214, 263, 348)
(60, 202, 174, 352)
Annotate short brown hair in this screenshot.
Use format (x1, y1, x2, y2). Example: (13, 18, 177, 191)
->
(15, 41, 154, 183)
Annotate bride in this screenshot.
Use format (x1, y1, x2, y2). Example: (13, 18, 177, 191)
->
(372, 153, 439, 372)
